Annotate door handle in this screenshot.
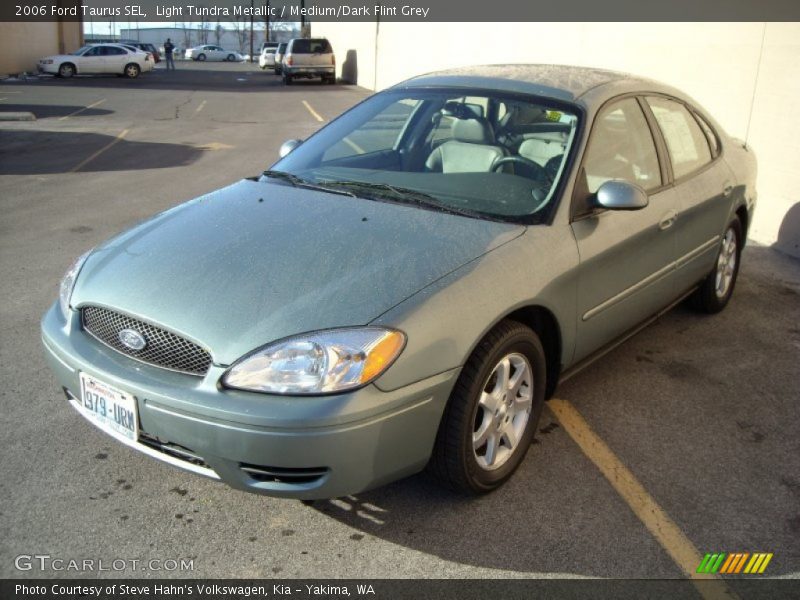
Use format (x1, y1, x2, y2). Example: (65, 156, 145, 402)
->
(658, 210, 678, 231)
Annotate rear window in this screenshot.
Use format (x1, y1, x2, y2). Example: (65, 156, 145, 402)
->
(290, 39, 331, 54)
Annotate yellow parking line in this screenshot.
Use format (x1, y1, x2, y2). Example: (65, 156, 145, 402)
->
(343, 136, 365, 154)
(548, 399, 738, 600)
(59, 98, 106, 121)
(302, 100, 324, 122)
(192, 99, 207, 117)
(70, 128, 129, 173)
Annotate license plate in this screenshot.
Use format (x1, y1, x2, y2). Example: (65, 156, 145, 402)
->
(78, 373, 138, 441)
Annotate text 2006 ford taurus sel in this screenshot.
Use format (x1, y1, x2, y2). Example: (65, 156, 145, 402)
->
(42, 65, 756, 499)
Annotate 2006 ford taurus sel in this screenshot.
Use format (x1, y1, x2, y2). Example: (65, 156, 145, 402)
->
(42, 65, 756, 499)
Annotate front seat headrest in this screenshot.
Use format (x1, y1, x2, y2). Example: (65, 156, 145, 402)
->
(452, 118, 495, 144)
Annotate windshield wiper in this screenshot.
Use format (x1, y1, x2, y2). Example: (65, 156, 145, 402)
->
(317, 180, 482, 219)
(261, 170, 356, 197)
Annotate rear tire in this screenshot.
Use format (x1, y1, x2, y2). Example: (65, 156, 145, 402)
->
(124, 63, 140, 79)
(58, 63, 75, 78)
(428, 320, 547, 494)
(197, 54, 206, 61)
(690, 217, 743, 313)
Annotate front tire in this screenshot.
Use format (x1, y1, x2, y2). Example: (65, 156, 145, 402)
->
(283, 73, 292, 85)
(227, 54, 236, 62)
(691, 217, 743, 313)
(58, 63, 75, 78)
(428, 320, 546, 494)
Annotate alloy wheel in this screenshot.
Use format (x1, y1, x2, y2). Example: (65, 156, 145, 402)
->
(472, 352, 533, 470)
(715, 227, 738, 298)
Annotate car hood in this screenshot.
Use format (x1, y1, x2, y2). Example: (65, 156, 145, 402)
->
(72, 179, 525, 366)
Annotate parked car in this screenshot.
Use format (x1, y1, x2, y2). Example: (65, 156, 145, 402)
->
(273, 42, 287, 75)
(258, 47, 277, 70)
(185, 45, 242, 62)
(129, 42, 160, 63)
(282, 37, 335, 84)
(37, 43, 154, 78)
(86, 39, 161, 63)
(259, 41, 279, 55)
(42, 65, 756, 499)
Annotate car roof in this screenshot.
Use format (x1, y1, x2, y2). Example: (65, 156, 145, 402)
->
(87, 43, 137, 51)
(395, 64, 678, 105)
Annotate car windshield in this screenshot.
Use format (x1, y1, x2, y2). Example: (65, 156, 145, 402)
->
(271, 88, 580, 222)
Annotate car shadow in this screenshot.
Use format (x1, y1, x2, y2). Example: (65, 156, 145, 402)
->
(0, 103, 113, 119)
(301, 418, 680, 578)
(9, 67, 349, 93)
(0, 130, 204, 174)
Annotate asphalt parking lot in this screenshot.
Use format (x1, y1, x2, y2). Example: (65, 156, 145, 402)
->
(1, 62, 799, 587)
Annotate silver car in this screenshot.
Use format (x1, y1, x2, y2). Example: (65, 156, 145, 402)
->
(281, 37, 335, 85)
(41, 65, 756, 499)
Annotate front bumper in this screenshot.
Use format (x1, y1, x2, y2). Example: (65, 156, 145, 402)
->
(41, 303, 457, 499)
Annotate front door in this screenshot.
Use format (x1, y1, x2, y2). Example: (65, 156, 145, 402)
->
(571, 97, 678, 363)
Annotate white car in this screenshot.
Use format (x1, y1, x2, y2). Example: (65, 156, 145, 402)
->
(258, 48, 277, 70)
(38, 44, 153, 79)
(185, 45, 242, 62)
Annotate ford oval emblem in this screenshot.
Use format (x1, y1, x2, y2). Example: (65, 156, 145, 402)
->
(118, 328, 146, 351)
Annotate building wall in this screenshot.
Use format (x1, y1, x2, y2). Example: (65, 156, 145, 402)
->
(315, 22, 800, 256)
(0, 21, 83, 76)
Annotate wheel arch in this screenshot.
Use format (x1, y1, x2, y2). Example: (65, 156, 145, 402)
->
(500, 305, 562, 399)
(735, 203, 749, 244)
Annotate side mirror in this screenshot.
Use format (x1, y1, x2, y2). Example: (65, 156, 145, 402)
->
(594, 180, 649, 211)
(278, 138, 303, 158)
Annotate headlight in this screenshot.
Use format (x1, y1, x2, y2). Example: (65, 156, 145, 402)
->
(59, 250, 92, 319)
(222, 328, 406, 395)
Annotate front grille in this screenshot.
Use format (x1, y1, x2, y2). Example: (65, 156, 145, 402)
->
(81, 306, 212, 376)
(240, 463, 329, 485)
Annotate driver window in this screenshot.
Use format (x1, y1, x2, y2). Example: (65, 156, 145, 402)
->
(583, 98, 661, 194)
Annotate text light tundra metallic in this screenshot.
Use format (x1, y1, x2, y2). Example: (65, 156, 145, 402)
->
(41, 65, 756, 498)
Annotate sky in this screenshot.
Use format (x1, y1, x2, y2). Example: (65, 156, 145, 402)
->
(83, 20, 294, 36)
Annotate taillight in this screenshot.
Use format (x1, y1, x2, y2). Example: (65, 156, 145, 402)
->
(331, 54, 335, 66)
(286, 55, 292, 66)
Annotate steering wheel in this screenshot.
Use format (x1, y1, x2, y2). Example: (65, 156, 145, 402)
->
(492, 155, 550, 182)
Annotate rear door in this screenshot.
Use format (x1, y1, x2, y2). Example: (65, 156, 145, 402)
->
(643, 96, 733, 294)
(571, 96, 679, 362)
(103, 46, 129, 74)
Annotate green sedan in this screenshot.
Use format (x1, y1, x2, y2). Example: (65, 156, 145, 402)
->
(41, 65, 757, 499)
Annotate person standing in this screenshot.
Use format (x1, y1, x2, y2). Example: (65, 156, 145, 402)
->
(164, 38, 175, 71)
